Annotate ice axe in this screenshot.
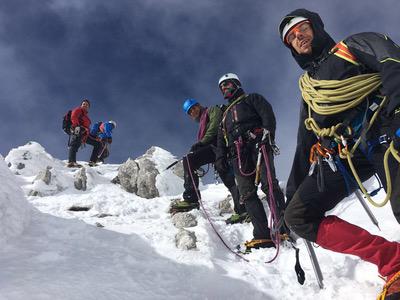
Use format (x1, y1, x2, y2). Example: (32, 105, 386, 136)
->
(165, 159, 183, 171)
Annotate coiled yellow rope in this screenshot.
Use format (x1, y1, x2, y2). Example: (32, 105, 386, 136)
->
(299, 72, 400, 207)
(299, 72, 382, 115)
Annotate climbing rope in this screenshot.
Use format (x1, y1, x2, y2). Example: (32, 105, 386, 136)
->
(299, 72, 381, 115)
(234, 137, 256, 176)
(260, 144, 281, 263)
(185, 156, 249, 262)
(299, 72, 400, 207)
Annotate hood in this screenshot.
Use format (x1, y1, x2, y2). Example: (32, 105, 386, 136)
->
(279, 9, 336, 71)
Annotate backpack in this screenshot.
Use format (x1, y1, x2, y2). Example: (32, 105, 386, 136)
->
(62, 110, 72, 135)
(89, 121, 103, 137)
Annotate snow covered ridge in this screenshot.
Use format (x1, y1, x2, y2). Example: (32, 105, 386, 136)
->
(5, 142, 184, 199)
(0, 155, 32, 246)
(1, 141, 400, 299)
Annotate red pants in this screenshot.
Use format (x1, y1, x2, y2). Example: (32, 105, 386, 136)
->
(317, 216, 400, 278)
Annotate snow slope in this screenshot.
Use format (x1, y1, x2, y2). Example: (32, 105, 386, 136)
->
(1, 142, 399, 300)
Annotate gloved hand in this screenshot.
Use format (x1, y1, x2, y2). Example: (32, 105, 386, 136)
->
(73, 126, 81, 135)
(215, 157, 229, 173)
(190, 142, 203, 152)
(107, 137, 112, 144)
(257, 129, 272, 148)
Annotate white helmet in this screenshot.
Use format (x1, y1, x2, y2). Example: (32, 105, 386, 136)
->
(109, 120, 117, 128)
(218, 73, 240, 86)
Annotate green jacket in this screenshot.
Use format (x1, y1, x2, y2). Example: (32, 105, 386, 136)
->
(199, 105, 222, 145)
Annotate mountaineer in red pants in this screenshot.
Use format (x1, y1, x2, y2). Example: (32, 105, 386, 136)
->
(278, 9, 400, 299)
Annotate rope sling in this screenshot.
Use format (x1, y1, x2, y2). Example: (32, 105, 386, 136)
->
(299, 72, 400, 207)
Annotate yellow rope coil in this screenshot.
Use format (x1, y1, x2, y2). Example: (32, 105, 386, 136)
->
(299, 72, 382, 115)
(299, 71, 400, 207)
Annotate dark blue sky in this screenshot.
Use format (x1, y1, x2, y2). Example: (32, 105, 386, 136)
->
(1, 0, 399, 180)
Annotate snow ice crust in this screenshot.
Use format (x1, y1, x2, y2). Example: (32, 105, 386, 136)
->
(0, 141, 399, 300)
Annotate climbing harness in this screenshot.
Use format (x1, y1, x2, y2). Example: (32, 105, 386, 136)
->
(299, 71, 400, 207)
(221, 94, 247, 146)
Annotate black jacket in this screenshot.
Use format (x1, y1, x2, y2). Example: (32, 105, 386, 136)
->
(216, 92, 276, 160)
(283, 9, 400, 202)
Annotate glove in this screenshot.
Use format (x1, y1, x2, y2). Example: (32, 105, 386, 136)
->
(258, 129, 272, 147)
(190, 142, 203, 152)
(73, 126, 81, 135)
(107, 137, 112, 144)
(215, 157, 229, 173)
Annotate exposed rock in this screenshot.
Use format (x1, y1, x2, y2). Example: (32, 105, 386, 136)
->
(22, 151, 31, 160)
(219, 195, 234, 214)
(95, 213, 114, 218)
(34, 166, 52, 185)
(17, 163, 25, 170)
(118, 159, 139, 194)
(68, 205, 91, 212)
(175, 229, 197, 250)
(118, 146, 184, 198)
(171, 160, 184, 179)
(171, 212, 197, 228)
(74, 167, 87, 191)
(28, 190, 42, 197)
(118, 150, 160, 199)
(136, 157, 159, 198)
(111, 176, 120, 184)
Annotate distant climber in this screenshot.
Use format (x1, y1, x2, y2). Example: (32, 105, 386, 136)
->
(89, 120, 116, 164)
(66, 99, 102, 168)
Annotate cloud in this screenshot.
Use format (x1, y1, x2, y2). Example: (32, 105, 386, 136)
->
(0, 0, 399, 181)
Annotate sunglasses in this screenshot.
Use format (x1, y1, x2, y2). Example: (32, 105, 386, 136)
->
(286, 21, 311, 44)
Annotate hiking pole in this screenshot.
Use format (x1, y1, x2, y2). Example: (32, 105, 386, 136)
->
(304, 239, 324, 289)
(354, 189, 380, 230)
(165, 159, 183, 171)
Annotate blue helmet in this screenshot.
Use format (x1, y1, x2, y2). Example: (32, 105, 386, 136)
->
(182, 98, 198, 114)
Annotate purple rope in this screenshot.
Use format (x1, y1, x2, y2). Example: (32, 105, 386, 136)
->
(234, 139, 256, 177)
(261, 145, 280, 263)
(185, 156, 249, 262)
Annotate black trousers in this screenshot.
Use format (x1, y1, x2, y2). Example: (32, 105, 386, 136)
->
(68, 134, 82, 163)
(68, 134, 103, 163)
(285, 144, 400, 242)
(182, 145, 244, 215)
(231, 143, 285, 240)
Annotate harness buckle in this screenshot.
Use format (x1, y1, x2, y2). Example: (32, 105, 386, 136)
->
(378, 134, 390, 144)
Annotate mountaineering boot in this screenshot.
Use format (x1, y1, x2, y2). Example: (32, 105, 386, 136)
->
(88, 161, 98, 167)
(169, 200, 200, 214)
(378, 271, 400, 299)
(67, 162, 82, 168)
(237, 239, 275, 254)
(225, 212, 251, 225)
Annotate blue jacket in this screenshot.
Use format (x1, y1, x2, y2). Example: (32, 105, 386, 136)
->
(90, 122, 113, 139)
